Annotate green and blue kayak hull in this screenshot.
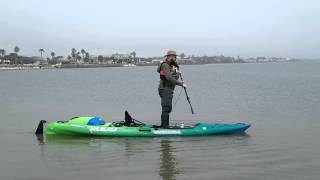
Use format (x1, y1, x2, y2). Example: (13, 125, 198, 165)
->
(45, 117, 251, 137)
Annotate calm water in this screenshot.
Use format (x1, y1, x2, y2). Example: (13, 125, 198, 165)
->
(0, 62, 319, 180)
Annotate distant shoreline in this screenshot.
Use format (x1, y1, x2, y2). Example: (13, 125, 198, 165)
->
(0, 63, 185, 70)
(0, 61, 296, 71)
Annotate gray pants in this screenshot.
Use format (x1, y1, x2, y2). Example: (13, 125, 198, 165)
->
(158, 88, 173, 128)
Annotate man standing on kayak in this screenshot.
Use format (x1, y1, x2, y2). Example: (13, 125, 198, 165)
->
(157, 50, 187, 128)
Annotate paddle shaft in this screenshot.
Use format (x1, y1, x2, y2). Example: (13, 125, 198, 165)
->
(179, 71, 195, 114)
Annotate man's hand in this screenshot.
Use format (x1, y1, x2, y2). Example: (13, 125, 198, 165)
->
(172, 66, 181, 75)
(182, 83, 187, 88)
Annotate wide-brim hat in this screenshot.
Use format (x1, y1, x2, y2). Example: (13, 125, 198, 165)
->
(164, 50, 177, 57)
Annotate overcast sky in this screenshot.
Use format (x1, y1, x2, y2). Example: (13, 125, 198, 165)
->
(1, 0, 319, 58)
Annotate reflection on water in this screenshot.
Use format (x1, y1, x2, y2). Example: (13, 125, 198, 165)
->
(35, 134, 182, 180)
(35, 133, 250, 180)
(159, 139, 180, 180)
(35, 134, 45, 145)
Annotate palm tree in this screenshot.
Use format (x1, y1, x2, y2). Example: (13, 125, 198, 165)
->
(50, 52, 55, 64)
(13, 46, 20, 64)
(50, 52, 55, 58)
(98, 55, 103, 64)
(14, 46, 20, 54)
(130, 51, 137, 64)
(179, 53, 185, 59)
(0, 49, 6, 63)
(76, 53, 81, 62)
(38, 49, 45, 60)
(0, 49, 5, 57)
(71, 48, 77, 62)
(80, 49, 86, 61)
(76, 52, 81, 63)
(85, 52, 90, 63)
(8, 53, 18, 65)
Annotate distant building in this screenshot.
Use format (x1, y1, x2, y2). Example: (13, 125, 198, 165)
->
(151, 59, 162, 64)
(0, 59, 11, 64)
(112, 53, 131, 60)
(178, 58, 194, 64)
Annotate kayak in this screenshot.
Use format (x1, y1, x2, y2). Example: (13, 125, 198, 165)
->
(37, 112, 251, 137)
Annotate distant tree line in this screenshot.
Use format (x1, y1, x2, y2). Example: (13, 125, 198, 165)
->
(0, 46, 65, 65)
(0, 46, 140, 65)
(192, 55, 244, 64)
(0, 46, 22, 64)
(0, 46, 247, 66)
(93, 51, 138, 64)
(139, 53, 245, 64)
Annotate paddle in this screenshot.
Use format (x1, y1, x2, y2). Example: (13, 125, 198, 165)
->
(177, 67, 195, 114)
